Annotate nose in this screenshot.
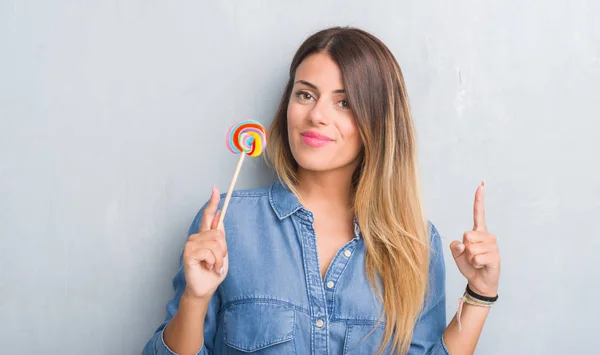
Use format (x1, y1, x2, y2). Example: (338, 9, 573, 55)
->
(308, 99, 329, 126)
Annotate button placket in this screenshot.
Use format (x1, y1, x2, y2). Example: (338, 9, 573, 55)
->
(293, 211, 329, 353)
(323, 241, 357, 321)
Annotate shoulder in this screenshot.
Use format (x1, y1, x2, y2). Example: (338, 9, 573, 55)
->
(426, 219, 446, 267)
(186, 182, 276, 236)
(216, 183, 274, 213)
(426, 220, 442, 241)
(424, 220, 447, 303)
(218, 184, 271, 201)
(426, 220, 444, 252)
(218, 185, 275, 224)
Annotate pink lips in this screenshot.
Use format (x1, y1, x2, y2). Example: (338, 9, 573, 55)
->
(301, 130, 333, 147)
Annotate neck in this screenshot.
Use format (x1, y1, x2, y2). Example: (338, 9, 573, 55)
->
(296, 166, 354, 215)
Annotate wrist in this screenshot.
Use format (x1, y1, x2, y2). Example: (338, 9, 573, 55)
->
(183, 287, 214, 303)
(467, 283, 498, 298)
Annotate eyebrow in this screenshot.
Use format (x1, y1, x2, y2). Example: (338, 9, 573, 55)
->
(295, 80, 345, 94)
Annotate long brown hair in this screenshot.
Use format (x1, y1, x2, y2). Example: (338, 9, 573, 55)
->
(265, 26, 430, 355)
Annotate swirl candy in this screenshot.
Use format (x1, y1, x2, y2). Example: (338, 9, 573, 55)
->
(226, 120, 267, 157)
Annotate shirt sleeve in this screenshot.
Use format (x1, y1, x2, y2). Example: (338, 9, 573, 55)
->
(142, 205, 221, 355)
(408, 221, 451, 355)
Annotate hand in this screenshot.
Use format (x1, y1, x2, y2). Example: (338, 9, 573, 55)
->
(182, 186, 229, 299)
(450, 182, 501, 297)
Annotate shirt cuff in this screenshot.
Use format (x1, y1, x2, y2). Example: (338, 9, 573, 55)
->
(154, 328, 206, 355)
(439, 335, 451, 355)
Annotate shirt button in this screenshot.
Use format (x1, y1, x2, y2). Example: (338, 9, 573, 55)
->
(316, 319, 324, 328)
(344, 250, 352, 258)
(326, 281, 335, 289)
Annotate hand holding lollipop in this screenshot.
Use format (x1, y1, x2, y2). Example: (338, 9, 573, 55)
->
(179, 120, 266, 299)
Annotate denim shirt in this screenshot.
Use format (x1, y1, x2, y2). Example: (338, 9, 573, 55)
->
(143, 180, 450, 355)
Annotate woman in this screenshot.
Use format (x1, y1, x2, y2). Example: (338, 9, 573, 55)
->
(143, 26, 500, 355)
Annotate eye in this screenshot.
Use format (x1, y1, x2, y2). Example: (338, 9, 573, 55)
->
(338, 99, 349, 109)
(294, 91, 313, 101)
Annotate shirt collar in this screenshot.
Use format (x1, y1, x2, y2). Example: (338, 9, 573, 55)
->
(268, 179, 303, 220)
(268, 180, 362, 239)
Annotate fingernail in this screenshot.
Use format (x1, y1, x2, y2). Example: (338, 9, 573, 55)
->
(219, 267, 224, 276)
(481, 180, 485, 187)
(457, 243, 465, 252)
(209, 264, 214, 271)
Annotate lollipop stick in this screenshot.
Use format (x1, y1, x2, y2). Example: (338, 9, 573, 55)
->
(217, 153, 245, 229)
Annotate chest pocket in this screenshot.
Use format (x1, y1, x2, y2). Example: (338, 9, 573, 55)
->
(222, 302, 296, 354)
(343, 323, 391, 355)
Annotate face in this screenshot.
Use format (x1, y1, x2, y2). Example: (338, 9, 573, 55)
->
(287, 52, 362, 173)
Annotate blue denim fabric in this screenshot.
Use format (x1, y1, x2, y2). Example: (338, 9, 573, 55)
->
(143, 180, 450, 355)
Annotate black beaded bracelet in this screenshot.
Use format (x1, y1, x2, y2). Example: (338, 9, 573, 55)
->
(466, 284, 498, 303)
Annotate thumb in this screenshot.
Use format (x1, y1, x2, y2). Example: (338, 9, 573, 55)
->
(450, 240, 465, 259)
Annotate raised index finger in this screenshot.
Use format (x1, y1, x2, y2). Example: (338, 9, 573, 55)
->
(200, 186, 220, 232)
(473, 181, 487, 232)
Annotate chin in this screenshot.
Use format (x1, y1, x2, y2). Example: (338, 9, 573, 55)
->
(293, 149, 355, 173)
(297, 162, 334, 172)
(293, 154, 334, 172)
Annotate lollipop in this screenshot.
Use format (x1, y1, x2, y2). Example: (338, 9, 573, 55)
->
(218, 119, 267, 228)
(226, 120, 267, 157)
